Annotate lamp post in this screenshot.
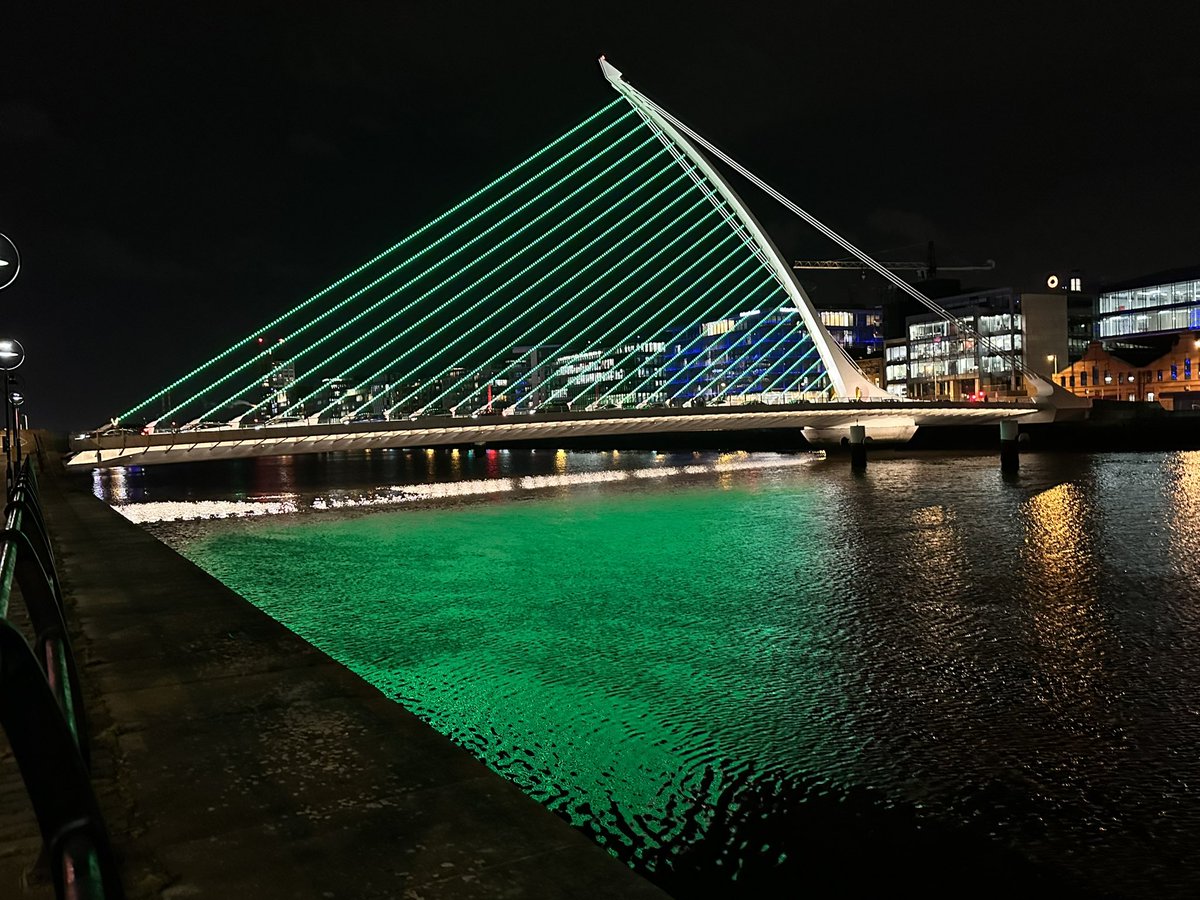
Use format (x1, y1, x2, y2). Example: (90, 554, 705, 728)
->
(1046, 353, 1058, 380)
(0, 338, 26, 493)
(8, 391, 22, 467)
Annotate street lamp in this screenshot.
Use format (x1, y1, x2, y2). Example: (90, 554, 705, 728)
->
(0, 338, 26, 493)
(1046, 353, 1058, 376)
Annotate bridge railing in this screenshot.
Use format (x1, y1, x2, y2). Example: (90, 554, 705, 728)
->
(0, 457, 124, 899)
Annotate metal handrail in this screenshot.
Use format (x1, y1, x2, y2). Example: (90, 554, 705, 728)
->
(0, 457, 124, 899)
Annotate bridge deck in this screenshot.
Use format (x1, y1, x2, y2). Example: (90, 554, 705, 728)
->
(68, 401, 1039, 467)
(26, 468, 668, 899)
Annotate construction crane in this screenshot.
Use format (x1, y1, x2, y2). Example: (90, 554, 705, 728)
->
(793, 241, 995, 280)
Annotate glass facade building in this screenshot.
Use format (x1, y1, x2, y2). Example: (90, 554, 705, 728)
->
(1097, 267, 1200, 339)
(816, 307, 884, 352)
(892, 287, 1074, 400)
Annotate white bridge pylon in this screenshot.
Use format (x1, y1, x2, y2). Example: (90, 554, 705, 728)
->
(599, 57, 891, 402)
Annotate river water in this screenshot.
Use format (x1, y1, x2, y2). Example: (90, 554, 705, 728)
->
(91, 449, 1200, 898)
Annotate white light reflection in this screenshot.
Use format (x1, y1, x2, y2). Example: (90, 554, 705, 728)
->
(115, 497, 301, 524)
(111, 453, 824, 524)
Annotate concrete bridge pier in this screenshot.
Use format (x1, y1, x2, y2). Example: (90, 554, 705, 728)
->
(849, 424, 867, 470)
(1000, 419, 1019, 472)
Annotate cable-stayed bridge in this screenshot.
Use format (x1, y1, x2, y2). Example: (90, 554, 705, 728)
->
(67, 59, 1079, 469)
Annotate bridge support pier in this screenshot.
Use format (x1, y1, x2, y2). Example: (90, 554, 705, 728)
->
(849, 424, 867, 470)
(1000, 420, 1019, 473)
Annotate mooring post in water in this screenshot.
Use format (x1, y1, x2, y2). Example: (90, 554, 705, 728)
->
(849, 424, 867, 470)
(1000, 419, 1019, 472)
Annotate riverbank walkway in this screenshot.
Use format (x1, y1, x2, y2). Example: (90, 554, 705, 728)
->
(1, 465, 667, 899)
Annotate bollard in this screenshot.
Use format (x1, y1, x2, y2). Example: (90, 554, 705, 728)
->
(849, 424, 867, 470)
(1000, 419, 1019, 472)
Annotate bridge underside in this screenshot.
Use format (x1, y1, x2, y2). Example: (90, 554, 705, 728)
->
(68, 402, 1036, 468)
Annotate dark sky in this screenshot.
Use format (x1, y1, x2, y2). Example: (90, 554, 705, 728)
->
(2, 2, 1196, 431)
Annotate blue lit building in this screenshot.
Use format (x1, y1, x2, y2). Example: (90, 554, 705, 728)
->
(816, 307, 884, 353)
(658, 308, 827, 404)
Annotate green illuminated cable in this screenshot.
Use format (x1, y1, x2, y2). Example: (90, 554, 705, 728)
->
(463, 190, 722, 415)
(775, 354, 827, 397)
(686, 300, 802, 403)
(611, 269, 775, 404)
(371, 170, 708, 418)
(555, 226, 742, 408)
(504, 215, 731, 412)
(120, 98, 628, 423)
(198, 128, 658, 424)
(588, 255, 763, 407)
(291, 140, 672, 420)
(551, 166, 761, 408)
(732, 313, 818, 397)
(620, 273, 777, 405)
(310, 144, 676, 420)
(188, 123, 650, 424)
(405, 179, 704, 417)
(557, 225, 742, 408)
(760, 343, 825, 397)
(755, 336, 820, 395)
(691, 299, 799, 402)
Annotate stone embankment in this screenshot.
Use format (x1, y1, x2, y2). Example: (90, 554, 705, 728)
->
(1, 465, 666, 899)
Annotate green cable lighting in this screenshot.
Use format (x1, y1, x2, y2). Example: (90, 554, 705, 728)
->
(464, 191, 724, 416)
(120, 98, 628, 424)
(602, 270, 775, 406)
(677, 300, 800, 404)
(558, 227, 744, 409)
(200, 129, 659, 424)
(731, 318, 820, 398)
(508, 217, 731, 412)
(758, 345, 825, 397)
(588, 262, 775, 408)
(370, 170, 709, 419)
(315, 146, 679, 420)
(296, 140, 671, 420)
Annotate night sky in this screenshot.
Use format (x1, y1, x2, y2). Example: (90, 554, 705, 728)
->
(2, 3, 1196, 431)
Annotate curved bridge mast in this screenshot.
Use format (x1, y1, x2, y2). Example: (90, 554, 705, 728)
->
(599, 57, 891, 401)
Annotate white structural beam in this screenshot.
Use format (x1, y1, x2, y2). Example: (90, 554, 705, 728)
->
(598, 57, 892, 401)
(66, 402, 1037, 468)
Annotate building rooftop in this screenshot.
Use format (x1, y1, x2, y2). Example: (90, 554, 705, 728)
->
(1099, 264, 1200, 294)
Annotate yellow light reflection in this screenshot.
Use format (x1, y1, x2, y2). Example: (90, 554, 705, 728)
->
(554, 449, 567, 474)
(1019, 482, 1105, 725)
(1167, 451, 1200, 558)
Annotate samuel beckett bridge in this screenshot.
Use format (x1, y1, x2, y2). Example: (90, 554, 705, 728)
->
(67, 59, 1083, 470)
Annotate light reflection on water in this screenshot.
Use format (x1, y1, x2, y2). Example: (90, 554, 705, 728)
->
(93, 449, 1200, 897)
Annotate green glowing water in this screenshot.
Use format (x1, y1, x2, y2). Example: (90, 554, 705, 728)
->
(181, 473, 861, 864)
(152, 450, 1200, 898)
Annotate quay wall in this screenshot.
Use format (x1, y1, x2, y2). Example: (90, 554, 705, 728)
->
(4, 468, 666, 899)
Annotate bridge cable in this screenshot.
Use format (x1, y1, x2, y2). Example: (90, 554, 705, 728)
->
(632, 92, 1041, 383)
(379, 170, 714, 418)
(296, 141, 683, 421)
(198, 127, 659, 424)
(120, 98, 630, 425)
